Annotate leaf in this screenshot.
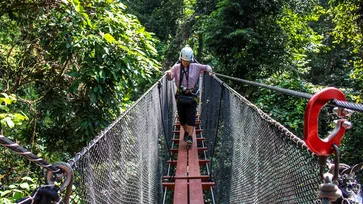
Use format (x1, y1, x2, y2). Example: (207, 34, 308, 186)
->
(1, 93, 9, 98)
(13, 191, 24, 199)
(20, 183, 30, 190)
(104, 33, 116, 44)
(8, 185, 16, 189)
(90, 92, 96, 104)
(0, 190, 12, 197)
(13, 113, 26, 122)
(4, 117, 14, 128)
(0, 106, 9, 112)
(0, 113, 6, 119)
(81, 13, 93, 28)
(21, 177, 34, 182)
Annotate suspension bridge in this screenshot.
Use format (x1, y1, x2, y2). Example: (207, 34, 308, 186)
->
(1, 73, 363, 203)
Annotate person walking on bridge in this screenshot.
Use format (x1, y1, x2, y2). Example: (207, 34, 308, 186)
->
(166, 45, 212, 146)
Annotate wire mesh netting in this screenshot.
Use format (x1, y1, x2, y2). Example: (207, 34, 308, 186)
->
(201, 74, 321, 203)
(67, 74, 323, 203)
(68, 76, 176, 203)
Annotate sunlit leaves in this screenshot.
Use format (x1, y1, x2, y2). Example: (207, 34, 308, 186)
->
(0, 0, 160, 155)
(0, 93, 28, 129)
(104, 33, 116, 44)
(277, 5, 324, 72)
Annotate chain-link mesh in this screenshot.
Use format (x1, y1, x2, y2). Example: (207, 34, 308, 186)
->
(67, 74, 324, 203)
(67, 76, 176, 203)
(201, 74, 321, 203)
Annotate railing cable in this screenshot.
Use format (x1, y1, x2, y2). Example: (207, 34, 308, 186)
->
(212, 72, 363, 113)
(209, 84, 225, 179)
(0, 134, 60, 172)
(158, 81, 174, 176)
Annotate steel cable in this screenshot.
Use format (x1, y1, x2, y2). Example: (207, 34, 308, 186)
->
(213, 72, 363, 113)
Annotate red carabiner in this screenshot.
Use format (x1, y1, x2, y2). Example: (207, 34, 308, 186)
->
(304, 87, 347, 156)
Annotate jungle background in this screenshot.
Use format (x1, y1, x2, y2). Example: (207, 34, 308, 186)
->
(0, 0, 362, 202)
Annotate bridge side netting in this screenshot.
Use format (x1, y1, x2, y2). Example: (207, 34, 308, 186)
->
(68, 76, 176, 203)
(201, 75, 321, 203)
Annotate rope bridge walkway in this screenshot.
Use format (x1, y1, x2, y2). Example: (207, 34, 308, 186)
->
(1, 74, 362, 203)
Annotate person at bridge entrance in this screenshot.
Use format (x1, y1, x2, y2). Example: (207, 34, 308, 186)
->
(166, 45, 212, 146)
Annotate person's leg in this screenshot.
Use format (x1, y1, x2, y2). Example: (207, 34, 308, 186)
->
(183, 124, 188, 134)
(185, 102, 197, 144)
(177, 102, 188, 141)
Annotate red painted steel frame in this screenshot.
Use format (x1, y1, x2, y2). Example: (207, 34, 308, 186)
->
(304, 87, 347, 156)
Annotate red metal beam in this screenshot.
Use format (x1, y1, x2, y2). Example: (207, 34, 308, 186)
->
(175, 121, 201, 126)
(169, 147, 208, 153)
(173, 129, 203, 134)
(162, 182, 215, 191)
(172, 137, 205, 143)
(167, 159, 210, 166)
(163, 175, 211, 182)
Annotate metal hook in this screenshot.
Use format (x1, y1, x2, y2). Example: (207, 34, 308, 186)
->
(304, 87, 349, 156)
(45, 162, 74, 192)
(318, 144, 340, 181)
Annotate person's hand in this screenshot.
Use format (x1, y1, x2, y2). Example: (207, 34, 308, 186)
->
(209, 71, 215, 76)
(165, 70, 172, 80)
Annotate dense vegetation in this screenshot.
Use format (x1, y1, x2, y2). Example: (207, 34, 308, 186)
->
(1, 0, 362, 201)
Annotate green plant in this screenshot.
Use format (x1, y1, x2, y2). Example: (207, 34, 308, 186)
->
(0, 93, 28, 129)
(0, 176, 38, 203)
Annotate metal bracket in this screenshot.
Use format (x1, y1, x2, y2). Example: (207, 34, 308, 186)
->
(304, 87, 348, 156)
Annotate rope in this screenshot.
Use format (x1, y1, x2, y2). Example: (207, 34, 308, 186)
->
(0, 135, 73, 203)
(212, 72, 363, 113)
(0, 135, 60, 172)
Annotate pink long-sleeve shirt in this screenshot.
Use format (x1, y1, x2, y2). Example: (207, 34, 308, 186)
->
(169, 63, 212, 89)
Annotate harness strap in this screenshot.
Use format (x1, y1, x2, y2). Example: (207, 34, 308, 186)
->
(178, 63, 200, 95)
(179, 63, 189, 89)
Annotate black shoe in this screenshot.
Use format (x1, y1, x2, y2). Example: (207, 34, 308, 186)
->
(183, 131, 188, 142)
(187, 136, 193, 145)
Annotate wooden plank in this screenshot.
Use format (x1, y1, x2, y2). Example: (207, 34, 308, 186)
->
(172, 137, 205, 143)
(188, 129, 204, 204)
(189, 179, 204, 204)
(174, 128, 188, 204)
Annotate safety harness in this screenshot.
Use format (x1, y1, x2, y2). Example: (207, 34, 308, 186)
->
(176, 63, 200, 103)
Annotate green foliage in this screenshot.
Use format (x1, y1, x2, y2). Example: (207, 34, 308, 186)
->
(0, 176, 37, 203)
(277, 5, 324, 71)
(202, 0, 290, 81)
(0, 0, 161, 155)
(255, 72, 314, 136)
(341, 113, 363, 165)
(0, 93, 28, 129)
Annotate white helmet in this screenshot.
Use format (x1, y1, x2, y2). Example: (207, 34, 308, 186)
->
(180, 45, 194, 62)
